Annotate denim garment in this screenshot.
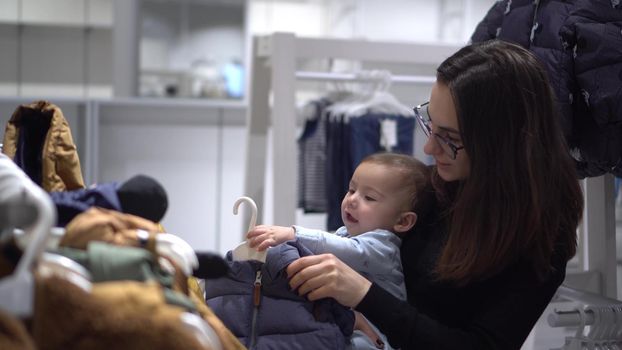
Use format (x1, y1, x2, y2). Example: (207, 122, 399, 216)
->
(50, 182, 122, 227)
(325, 113, 414, 231)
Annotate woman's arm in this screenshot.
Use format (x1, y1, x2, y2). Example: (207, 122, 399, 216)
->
(361, 267, 565, 349)
(286, 254, 372, 307)
(287, 253, 566, 350)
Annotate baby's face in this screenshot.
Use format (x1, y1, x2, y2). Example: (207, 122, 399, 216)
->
(341, 162, 408, 236)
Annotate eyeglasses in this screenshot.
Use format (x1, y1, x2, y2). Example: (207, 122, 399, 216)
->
(414, 102, 464, 160)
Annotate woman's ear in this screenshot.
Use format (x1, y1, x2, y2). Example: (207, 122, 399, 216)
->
(393, 212, 417, 233)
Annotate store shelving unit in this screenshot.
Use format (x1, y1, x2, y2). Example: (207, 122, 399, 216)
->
(0, 0, 113, 99)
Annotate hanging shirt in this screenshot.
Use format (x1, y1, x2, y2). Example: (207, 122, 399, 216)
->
(325, 113, 414, 231)
(298, 99, 332, 213)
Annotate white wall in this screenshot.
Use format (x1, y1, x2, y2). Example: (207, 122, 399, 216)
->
(248, 0, 494, 44)
(353, 0, 441, 43)
(0, 24, 19, 96)
(249, 1, 326, 37)
(0, 0, 113, 98)
(96, 102, 247, 253)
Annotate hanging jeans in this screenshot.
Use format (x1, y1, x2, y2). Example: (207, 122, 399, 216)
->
(298, 99, 332, 213)
(325, 114, 352, 231)
(325, 113, 415, 231)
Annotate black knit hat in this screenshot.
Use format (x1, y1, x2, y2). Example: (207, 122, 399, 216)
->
(193, 252, 230, 279)
(116, 174, 168, 223)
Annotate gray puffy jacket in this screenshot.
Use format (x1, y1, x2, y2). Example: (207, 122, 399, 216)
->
(205, 240, 354, 350)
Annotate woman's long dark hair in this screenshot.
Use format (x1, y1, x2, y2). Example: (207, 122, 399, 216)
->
(433, 40, 583, 285)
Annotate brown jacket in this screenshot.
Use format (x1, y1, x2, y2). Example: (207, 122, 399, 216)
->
(33, 275, 211, 350)
(0, 309, 35, 350)
(59, 207, 160, 253)
(59, 208, 246, 350)
(2, 100, 85, 191)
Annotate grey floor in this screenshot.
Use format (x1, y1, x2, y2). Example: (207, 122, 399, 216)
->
(522, 188, 622, 350)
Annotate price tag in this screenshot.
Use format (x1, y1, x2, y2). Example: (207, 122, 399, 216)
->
(380, 119, 398, 150)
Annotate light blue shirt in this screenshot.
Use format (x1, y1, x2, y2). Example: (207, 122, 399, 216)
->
(293, 225, 406, 301)
(293, 225, 405, 349)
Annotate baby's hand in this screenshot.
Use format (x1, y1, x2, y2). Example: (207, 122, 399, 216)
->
(246, 225, 295, 251)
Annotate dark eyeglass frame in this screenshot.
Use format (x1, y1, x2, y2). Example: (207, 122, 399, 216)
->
(414, 101, 464, 160)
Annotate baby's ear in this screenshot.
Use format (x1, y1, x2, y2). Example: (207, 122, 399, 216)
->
(393, 212, 417, 233)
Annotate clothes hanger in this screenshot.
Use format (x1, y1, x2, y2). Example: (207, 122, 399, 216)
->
(37, 252, 92, 292)
(12, 226, 66, 251)
(0, 154, 57, 317)
(1, 154, 95, 316)
(346, 70, 414, 118)
(325, 78, 354, 104)
(15, 218, 199, 278)
(231, 196, 267, 263)
(157, 234, 221, 349)
(326, 71, 369, 117)
(11, 211, 200, 282)
(180, 312, 223, 350)
(602, 307, 616, 348)
(155, 232, 199, 276)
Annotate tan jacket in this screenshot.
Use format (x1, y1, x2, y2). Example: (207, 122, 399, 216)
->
(59, 207, 160, 253)
(59, 208, 246, 350)
(0, 309, 35, 350)
(33, 275, 211, 350)
(2, 100, 85, 192)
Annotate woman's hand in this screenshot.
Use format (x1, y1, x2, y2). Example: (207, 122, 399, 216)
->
(286, 254, 372, 308)
(246, 225, 295, 251)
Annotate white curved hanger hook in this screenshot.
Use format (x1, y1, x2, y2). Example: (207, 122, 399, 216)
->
(233, 196, 257, 232)
(231, 196, 266, 263)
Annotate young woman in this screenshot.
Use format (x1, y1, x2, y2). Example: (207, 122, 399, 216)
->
(285, 40, 584, 349)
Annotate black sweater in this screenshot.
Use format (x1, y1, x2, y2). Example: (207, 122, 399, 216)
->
(356, 212, 568, 349)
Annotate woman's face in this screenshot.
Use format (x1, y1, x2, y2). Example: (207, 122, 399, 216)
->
(423, 81, 470, 181)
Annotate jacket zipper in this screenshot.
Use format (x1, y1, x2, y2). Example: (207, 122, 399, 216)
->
(249, 269, 262, 349)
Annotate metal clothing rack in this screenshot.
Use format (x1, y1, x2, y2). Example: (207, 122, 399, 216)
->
(294, 71, 437, 84)
(566, 175, 619, 300)
(548, 285, 622, 349)
(243, 32, 618, 302)
(0, 153, 56, 317)
(243, 32, 459, 229)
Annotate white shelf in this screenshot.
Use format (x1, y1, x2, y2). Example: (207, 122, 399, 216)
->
(0, 20, 112, 29)
(95, 97, 246, 109)
(0, 0, 112, 28)
(0, 0, 113, 99)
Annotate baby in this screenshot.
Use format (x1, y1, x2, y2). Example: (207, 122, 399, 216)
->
(247, 152, 432, 349)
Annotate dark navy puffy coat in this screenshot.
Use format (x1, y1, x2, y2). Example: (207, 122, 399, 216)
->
(49, 182, 121, 226)
(471, 0, 622, 178)
(205, 240, 354, 350)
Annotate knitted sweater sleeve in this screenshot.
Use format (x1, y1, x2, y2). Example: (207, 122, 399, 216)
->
(355, 264, 566, 350)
